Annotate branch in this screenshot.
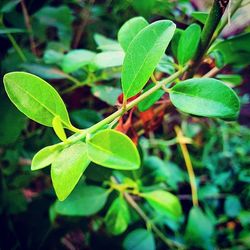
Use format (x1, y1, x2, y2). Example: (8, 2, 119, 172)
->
(184, 0, 230, 78)
(20, 0, 37, 56)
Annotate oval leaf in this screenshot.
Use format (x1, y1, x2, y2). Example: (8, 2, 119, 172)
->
(118, 16, 148, 51)
(62, 49, 96, 73)
(54, 185, 109, 216)
(105, 195, 130, 235)
(31, 143, 65, 171)
(121, 20, 176, 99)
(185, 206, 214, 248)
(87, 129, 140, 170)
(141, 190, 182, 220)
(51, 142, 90, 201)
(3, 72, 72, 128)
(170, 78, 240, 119)
(123, 228, 155, 250)
(177, 23, 201, 65)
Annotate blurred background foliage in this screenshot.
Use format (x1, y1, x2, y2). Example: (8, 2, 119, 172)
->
(0, 0, 250, 249)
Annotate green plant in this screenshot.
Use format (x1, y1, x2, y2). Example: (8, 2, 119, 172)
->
(1, 0, 249, 249)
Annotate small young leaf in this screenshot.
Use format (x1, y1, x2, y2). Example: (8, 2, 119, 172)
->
(52, 116, 67, 141)
(118, 16, 148, 51)
(31, 143, 65, 171)
(61, 49, 96, 73)
(177, 24, 201, 65)
(141, 190, 182, 220)
(170, 78, 240, 119)
(87, 129, 140, 170)
(138, 83, 164, 112)
(171, 28, 184, 59)
(94, 33, 122, 51)
(54, 185, 109, 216)
(185, 206, 214, 249)
(122, 20, 176, 99)
(123, 228, 155, 250)
(3, 72, 72, 128)
(105, 195, 130, 235)
(51, 142, 90, 201)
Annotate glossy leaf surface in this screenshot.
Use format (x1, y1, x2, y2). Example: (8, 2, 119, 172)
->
(105, 196, 130, 235)
(55, 185, 109, 216)
(51, 142, 90, 201)
(142, 190, 182, 220)
(122, 20, 176, 99)
(170, 78, 240, 119)
(177, 23, 201, 65)
(31, 143, 64, 171)
(3, 72, 72, 127)
(118, 16, 148, 51)
(87, 129, 140, 170)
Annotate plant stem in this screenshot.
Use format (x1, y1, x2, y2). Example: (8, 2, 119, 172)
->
(174, 126, 199, 207)
(70, 66, 187, 143)
(212, 0, 244, 42)
(6, 33, 27, 62)
(184, 0, 230, 78)
(111, 177, 184, 249)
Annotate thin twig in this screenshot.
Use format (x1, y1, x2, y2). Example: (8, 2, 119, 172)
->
(20, 0, 37, 56)
(111, 177, 184, 249)
(73, 0, 95, 48)
(175, 126, 199, 207)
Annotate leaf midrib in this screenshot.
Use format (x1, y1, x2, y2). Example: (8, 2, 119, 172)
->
(124, 23, 172, 97)
(13, 82, 69, 126)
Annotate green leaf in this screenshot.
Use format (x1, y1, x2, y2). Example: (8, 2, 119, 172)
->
(131, 0, 156, 17)
(122, 20, 175, 99)
(31, 143, 64, 171)
(141, 190, 182, 220)
(61, 49, 96, 73)
(94, 33, 122, 51)
(43, 49, 64, 65)
(191, 11, 208, 24)
(0, 28, 25, 34)
(224, 195, 242, 218)
(211, 33, 250, 66)
(177, 24, 201, 65)
(21, 64, 68, 79)
(3, 72, 73, 128)
(52, 116, 67, 141)
(123, 228, 155, 250)
(70, 109, 103, 129)
(54, 185, 109, 216)
(170, 78, 240, 119)
(0, 91, 26, 146)
(171, 28, 184, 59)
(118, 16, 148, 51)
(91, 85, 122, 106)
(51, 142, 90, 201)
(138, 83, 164, 112)
(185, 206, 214, 249)
(105, 195, 130, 235)
(216, 74, 243, 86)
(93, 51, 124, 69)
(35, 6, 73, 48)
(87, 129, 140, 170)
